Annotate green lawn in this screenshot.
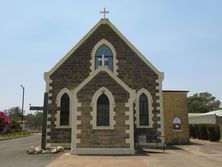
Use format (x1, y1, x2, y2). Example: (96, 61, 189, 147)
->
(0, 131, 32, 141)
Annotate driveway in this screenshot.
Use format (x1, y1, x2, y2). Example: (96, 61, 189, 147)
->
(0, 133, 61, 167)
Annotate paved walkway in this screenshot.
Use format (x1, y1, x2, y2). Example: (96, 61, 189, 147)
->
(48, 139, 222, 167)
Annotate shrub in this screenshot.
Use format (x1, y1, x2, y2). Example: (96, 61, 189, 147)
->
(0, 111, 11, 134)
(189, 124, 221, 142)
(207, 125, 220, 142)
(10, 119, 22, 132)
(189, 124, 196, 138)
(190, 124, 199, 139)
(197, 124, 208, 140)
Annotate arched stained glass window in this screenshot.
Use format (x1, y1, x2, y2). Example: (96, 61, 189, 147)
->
(97, 94, 110, 126)
(60, 93, 70, 125)
(139, 93, 149, 125)
(95, 44, 113, 71)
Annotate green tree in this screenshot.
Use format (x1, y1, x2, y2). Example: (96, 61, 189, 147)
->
(26, 113, 35, 128)
(188, 92, 221, 113)
(26, 111, 43, 129)
(34, 111, 43, 130)
(5, 107, 22, 121)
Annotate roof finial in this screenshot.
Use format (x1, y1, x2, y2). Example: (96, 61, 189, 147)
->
(100, 8, 109, 19)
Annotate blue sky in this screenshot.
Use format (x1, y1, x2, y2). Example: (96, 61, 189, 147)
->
(0, 0, 221, 113)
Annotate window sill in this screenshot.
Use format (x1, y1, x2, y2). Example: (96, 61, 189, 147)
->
(136, 125, 152, 128)
(55, 125, 71, 129)
(92, 125, 115, 130)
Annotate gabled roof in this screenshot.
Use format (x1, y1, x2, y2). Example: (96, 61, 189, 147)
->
(47, 19, 163, 78)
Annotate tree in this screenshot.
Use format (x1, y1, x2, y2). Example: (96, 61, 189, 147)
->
(26, 111, 43, 129)
(5, 107, 22, 121)
(188, 92, 221, 113)
(0, 111, 11, 134)
(10, 119, 22, 132)
(35, 111, 43, 129)
(26, 113, 35, 128)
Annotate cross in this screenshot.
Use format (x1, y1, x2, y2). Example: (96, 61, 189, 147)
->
(98, 54, 108, 66)
(29, 93, 48, 149)
(100, 8, 109, 19)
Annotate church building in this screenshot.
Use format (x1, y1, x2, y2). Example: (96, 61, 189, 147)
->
(44, 16, 189, 154)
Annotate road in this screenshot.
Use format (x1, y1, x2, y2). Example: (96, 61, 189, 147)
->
(0, 133, 60, 167)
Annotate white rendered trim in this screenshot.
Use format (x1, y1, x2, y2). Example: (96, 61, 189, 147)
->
(46, 19, 163, 78)
(71, 148, 135, 155)
(136, 88, 154, 128)
(74, 66, 132, 94)
(46, 136, 50, 140)
(90, 39, 118, 75)
(44, 72, 52, 93)
(90, 87, 116, 129)
(157, 76, 165, 144)
(55, 88, 72, 128)
(126, 90, 136, 149)
(71, 89, 77, 151)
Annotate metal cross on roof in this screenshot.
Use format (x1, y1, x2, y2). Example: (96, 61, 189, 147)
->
(100, 8, 109, 19)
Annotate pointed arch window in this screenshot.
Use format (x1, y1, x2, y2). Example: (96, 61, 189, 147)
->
(91, 87, 116, 129)
(95, 44, 113, 71)
(60, 93, 70, 125)
(97, 94, 110, 126)
(136, 88, 153, 128)
(139, 93, 149, 125)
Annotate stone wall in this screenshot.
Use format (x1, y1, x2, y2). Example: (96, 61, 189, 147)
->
(76, 72, 130, 148)
(163, 91, 190, 144)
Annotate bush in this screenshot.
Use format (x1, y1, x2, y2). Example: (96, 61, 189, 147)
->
(207, 125, 220, 141)
(189, 124, 220, 142)
(198, 124, 208, 140)
(0, 111, 11, 134)
(189, 124, 199, 139)
(10, 120, 22, 132)
(189, 124, 195, 138)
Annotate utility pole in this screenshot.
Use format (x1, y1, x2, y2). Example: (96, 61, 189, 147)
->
(20, 85, 25, 127)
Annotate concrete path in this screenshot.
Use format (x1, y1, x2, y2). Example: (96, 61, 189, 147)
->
(1, 136, 222, 167)
(47, 139, 222, 167)
(0, 133, 61, 167)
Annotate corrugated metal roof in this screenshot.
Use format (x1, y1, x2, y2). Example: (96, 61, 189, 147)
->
(201, 110, 222, 117)
(189, 110, 222, 117)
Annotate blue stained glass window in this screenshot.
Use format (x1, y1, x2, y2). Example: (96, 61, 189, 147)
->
(95, 44, 113, 71)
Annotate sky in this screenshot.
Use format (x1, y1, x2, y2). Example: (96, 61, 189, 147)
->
(0, 0, 221, 113)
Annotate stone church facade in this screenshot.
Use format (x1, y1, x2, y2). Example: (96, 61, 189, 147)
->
(44, 19, 189, 155)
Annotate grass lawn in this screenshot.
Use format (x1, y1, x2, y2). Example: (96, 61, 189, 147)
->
(0, 131, 32, 141)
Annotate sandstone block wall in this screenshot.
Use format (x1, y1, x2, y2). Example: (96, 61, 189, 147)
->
(47, 23, 161, 145)
(77, 72, 130, 148)
(163, 91, 190, 144)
